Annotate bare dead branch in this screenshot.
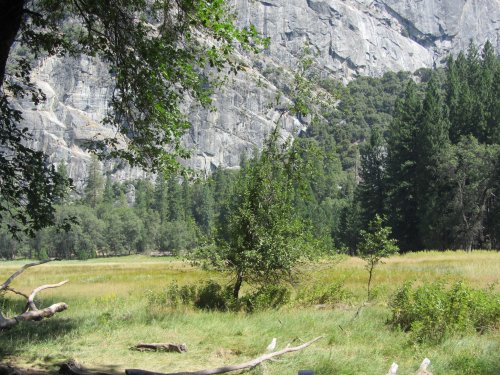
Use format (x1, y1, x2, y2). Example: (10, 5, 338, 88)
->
(27, 280, 68, 311)
(125, 336, 323, 375)
(0, 260, 68, 331)
(0, 259, 55, 291)
(0, 302, 68, 330)
(4, 286, 29, 299)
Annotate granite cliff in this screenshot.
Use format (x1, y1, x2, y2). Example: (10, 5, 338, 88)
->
(14, 0, 500, 183)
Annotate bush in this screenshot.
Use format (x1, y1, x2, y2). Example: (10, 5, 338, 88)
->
(389, 281, 499, 343)
(296, 280, 353, 306)
(241, 284, 291, 312)
(195, 280, 233, 311)
(146, 282, 197, 308)
(147, 281, 293, 312)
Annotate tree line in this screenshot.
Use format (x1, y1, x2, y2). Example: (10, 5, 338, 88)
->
(357, 41, 499, 251)
(0, 42, 498, 259)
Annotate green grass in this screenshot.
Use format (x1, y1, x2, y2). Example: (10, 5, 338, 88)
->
(0, 252, 499, 374)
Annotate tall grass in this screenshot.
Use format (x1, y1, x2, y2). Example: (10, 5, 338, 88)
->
(0, 252, 498, 374)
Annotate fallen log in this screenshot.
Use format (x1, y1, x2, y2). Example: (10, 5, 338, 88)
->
(133, 343, 188, 353)
(0, 259, 68, 331)
(0, 303, 68, 330)
(125, 336, 323, 375)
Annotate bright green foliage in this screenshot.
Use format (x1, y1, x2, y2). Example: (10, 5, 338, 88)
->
(389, 281, 500, 343)
(147, 280, 291, 312)
(357, 215, 398, 300)
(214, 129, 312, 298)
(295, 280, 353, 306)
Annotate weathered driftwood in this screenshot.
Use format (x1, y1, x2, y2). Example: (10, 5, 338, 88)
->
(125, 336, 323, 375)
(0, 259, 68, 330)
(133, 343, 188, 353)
(386, 358, 432, 375)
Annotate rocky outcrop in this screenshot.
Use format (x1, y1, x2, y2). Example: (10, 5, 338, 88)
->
(14, 0, 500, 180)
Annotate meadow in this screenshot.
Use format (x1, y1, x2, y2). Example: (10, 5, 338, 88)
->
(0, 251, 498, 375)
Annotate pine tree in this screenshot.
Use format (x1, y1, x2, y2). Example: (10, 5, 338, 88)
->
(167, 175, 184, 222)
(416, 73, 451, 249)
(480, 41, 500, 144)
(84, 155, 105, 208)
(358, 126, 386, 228)
(191, 180, 216, 235)
(153, 174, 169, 223)
(385, 80, 422, 251)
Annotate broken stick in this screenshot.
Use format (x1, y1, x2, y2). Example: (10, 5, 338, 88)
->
(125, 336, 323, 375)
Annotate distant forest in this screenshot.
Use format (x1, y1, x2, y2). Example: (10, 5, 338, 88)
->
(1, 42, 498, 259)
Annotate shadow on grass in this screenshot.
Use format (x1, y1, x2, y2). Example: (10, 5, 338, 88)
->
(1, 317, 124, 375)
(1, 296, 78, 362)
(0, 317, 78, 357)
(0, 362, 125, 375)
(1, 297, 127, 375)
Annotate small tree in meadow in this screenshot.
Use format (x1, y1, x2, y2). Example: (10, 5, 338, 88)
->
(214, 128, 312, 299)
(358, 214, 398, 300)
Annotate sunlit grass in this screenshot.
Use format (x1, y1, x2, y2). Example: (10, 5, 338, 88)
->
(0, 251, 498, 374)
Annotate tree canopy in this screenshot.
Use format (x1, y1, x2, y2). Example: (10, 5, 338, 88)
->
(0, 0, 267, 235)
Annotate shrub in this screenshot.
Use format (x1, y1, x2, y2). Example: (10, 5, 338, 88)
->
(195, 280, 233, 310)
(389, 281, 499, 343)
(296, 280, 353, 306)
(241, 284, 291, 312)
(146, 282, 197, 308)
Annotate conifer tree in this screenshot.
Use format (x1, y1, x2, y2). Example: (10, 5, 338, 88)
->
(153, 174, 169, 223)
(385, 80, 422, 251)
(84, 155, 105, 208)
(416, 73, 451, 248)
(358, 126, 386, 228)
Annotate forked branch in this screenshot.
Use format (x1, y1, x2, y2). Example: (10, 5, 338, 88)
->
(0, 259, 68, 331)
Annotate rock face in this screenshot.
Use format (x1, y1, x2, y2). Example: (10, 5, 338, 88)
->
(15, 0, 500, 181)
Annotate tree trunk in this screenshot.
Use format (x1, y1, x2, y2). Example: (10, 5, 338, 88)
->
(0, 0, 24, 88)
(232, 272, 243, 300)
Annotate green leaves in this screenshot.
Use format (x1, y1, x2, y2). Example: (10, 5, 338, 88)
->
(389, 281, 499, 343)
(1, 0, 268, 235)
(357, 214, 398, 300)
(213, 129, 312, 298)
